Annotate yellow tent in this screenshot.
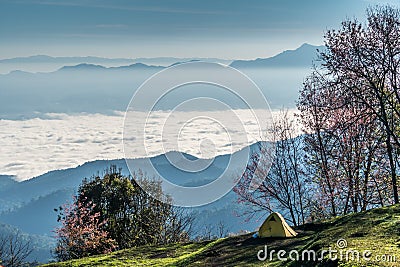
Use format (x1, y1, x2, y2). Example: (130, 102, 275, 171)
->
(258, 212, 297, 238)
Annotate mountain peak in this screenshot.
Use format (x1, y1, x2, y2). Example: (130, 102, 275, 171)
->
(58, 63, 106, 71)
(298, 43, 313, 49)
(230, 43, 324, 68)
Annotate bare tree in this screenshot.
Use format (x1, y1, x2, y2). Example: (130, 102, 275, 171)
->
(161, 207, 194, 244)
(298, 74, 341, 217)
(298, 74, 389, 215)
(196, 224, 214, 241)
(0, 233, 33, 267)
(234, 110, 309, 226)
(320, 5, 400, 203)
(216, 221, 228, 238)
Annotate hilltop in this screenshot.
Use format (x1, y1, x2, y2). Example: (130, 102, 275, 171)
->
(43, 205, 400, 266)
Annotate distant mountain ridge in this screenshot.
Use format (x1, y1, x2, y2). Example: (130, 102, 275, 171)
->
(230, 43, 325, 68)
(132, 57, 232, 66)
(0, 43, 323, 74)
(58, 62, 163, 72)
(0, 55, 231, 66)
(0, 141, 267, 263)
(0, 55, 134, 64)
(0, 141, 264, 207)
(0, 175, 18, 189)
(0, 44, 317, 118)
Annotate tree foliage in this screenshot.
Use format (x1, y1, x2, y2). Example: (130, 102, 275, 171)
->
(298, 5, 400, 216)
(54, 197, 117, 261)
(235, 5, 400, 222)
(54, 166, 193, 261)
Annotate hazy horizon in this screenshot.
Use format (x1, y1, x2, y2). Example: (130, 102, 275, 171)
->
(2, 0, 398, 59)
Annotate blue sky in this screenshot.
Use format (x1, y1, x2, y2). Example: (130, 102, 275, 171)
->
(0, 0, 398, 59)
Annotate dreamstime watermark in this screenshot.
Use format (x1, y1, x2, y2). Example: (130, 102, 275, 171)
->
(122, 62, 275, 207)
(257, 238, 397, 263)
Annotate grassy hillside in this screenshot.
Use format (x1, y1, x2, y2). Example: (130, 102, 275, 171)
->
(43, 205, 400, 266)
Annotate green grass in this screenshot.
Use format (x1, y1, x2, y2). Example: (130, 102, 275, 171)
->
(42, 205, 400, 267)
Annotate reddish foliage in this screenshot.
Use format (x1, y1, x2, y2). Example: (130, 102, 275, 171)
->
(54, 196, 117, 261)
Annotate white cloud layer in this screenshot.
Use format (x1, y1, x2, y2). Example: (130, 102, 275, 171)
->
(0, 109, 299, 181)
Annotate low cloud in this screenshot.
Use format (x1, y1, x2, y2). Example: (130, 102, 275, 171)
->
(0, 109, 298, 181)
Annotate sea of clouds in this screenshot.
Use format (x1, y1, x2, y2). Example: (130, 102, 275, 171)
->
(0, 109, 298, 181)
